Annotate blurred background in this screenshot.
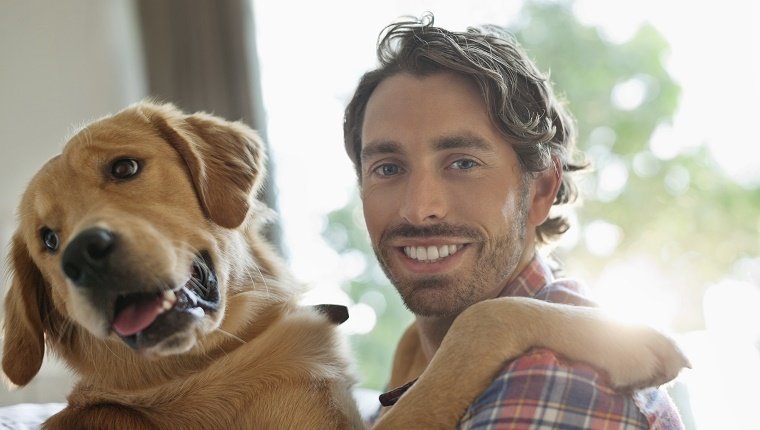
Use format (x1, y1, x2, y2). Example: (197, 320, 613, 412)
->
(1, 1, 758, 428)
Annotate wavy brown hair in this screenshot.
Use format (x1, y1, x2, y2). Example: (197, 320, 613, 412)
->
(343, 14, 588, 245)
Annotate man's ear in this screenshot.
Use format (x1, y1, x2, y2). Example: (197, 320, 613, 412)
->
(2, 234, 47, 387)
(140, 102, 267, 229)
(528, 157, 562, 227)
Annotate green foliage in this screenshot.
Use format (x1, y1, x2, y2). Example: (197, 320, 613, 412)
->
(323, 194, 414, 389)
(323, 0, 760, 390)
(511, 1, 758, 332)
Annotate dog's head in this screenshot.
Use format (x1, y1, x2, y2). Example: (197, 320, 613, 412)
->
(2, 102, 276, 387)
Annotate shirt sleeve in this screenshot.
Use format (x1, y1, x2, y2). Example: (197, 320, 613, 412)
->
(457, 349, 650, 430)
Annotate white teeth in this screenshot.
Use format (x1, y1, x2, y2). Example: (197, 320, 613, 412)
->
(403, 244, 462, 262)
(161, 289, 177, 312)
(188, 307, 205, 318)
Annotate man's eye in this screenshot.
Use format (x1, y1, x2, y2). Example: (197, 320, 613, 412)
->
(451, 159, 479, 170)
(110, 158, 141, 180)
(374, 164, 401, 177)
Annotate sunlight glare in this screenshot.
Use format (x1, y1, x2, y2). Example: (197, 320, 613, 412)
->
(342, 303, 377, 335)
(591, 258, 678, 330)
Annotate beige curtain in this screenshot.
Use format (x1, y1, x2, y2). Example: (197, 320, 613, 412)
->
(136, 0, 281, 252)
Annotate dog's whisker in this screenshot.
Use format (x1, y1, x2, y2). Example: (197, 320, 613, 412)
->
(192, 340, 212, 362)
(54, 319, 75, 347)
(214, 328, 246, 346)
(247, 264, 271, 298)
(101, 339, 122, 362)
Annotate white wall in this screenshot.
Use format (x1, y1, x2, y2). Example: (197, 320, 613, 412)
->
(0, 0, 147, 405)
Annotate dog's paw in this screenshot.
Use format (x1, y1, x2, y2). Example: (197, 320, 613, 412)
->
(604, 324, 691, 391)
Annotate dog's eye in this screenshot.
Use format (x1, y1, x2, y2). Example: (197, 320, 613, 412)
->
(40, 228, 60, 252)
(111, 158, 140, 180)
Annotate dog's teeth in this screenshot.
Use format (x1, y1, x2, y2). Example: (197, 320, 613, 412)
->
(182, 286, 199, 306)
(163, 289, 177, 303)
(161, 290, 177, 311)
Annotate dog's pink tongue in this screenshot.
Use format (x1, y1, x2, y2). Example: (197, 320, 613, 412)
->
(112, 295, 164, 337)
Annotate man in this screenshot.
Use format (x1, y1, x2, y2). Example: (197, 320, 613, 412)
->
(343, 15, 684, 429)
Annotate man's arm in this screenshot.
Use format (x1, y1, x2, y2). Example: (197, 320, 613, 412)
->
(458, 349, 681, 429)
(372, 297, 688, 429)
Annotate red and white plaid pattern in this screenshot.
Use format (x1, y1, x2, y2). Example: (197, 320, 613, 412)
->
(457, 349, 681, 429)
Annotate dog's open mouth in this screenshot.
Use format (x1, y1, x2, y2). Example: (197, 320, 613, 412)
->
(111, 251, 219, 349)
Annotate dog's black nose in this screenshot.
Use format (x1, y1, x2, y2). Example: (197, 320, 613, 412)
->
(62, 227, 116, 287)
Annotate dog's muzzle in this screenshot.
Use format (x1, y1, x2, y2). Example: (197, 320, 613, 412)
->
(61, 227, 221, 350)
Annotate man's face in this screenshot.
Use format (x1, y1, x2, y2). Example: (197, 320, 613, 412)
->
(359, 72, 537, 318)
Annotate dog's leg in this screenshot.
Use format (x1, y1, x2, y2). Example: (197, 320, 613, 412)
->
(373, 297, 690, 429)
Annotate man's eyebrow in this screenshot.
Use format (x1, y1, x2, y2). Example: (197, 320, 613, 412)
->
(360, 134, 495, 162)
(361, 140, 403, 162)
(434, 134, 495, 152)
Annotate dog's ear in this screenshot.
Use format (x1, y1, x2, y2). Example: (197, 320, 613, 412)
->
(2, 234, 46, 387)
(143, 103, 267, 229)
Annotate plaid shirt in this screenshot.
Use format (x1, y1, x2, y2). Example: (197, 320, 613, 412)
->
(457, 256, 683, 429)
(381, 256, 684, 429)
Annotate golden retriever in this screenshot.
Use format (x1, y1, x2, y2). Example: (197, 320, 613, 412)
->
(1, 102, 688, 429)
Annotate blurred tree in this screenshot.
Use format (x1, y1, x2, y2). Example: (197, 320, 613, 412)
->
(323, 0, 760, 390)
(513, 1, 759, 332)
(322, 193, 414, 390)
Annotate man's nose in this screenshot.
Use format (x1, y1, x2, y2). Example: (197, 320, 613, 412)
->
(400, 171, 448, 224)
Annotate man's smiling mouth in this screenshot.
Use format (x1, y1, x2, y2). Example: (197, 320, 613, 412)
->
(403, 244, 464, 262)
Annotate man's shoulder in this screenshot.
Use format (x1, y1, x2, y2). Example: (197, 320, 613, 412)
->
(459, 348, 681, 429)
(534, 277, 597, 306)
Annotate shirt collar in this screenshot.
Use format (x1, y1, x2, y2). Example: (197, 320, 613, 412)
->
(497, 253, 555, 299)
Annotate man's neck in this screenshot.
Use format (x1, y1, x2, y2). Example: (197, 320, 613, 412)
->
(415, 314, 457, 362)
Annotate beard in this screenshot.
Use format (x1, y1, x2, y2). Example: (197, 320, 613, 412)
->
(373, 192, 530, 318)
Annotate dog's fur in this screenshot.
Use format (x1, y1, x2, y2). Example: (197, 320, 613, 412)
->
(2, 102, 689, 429)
